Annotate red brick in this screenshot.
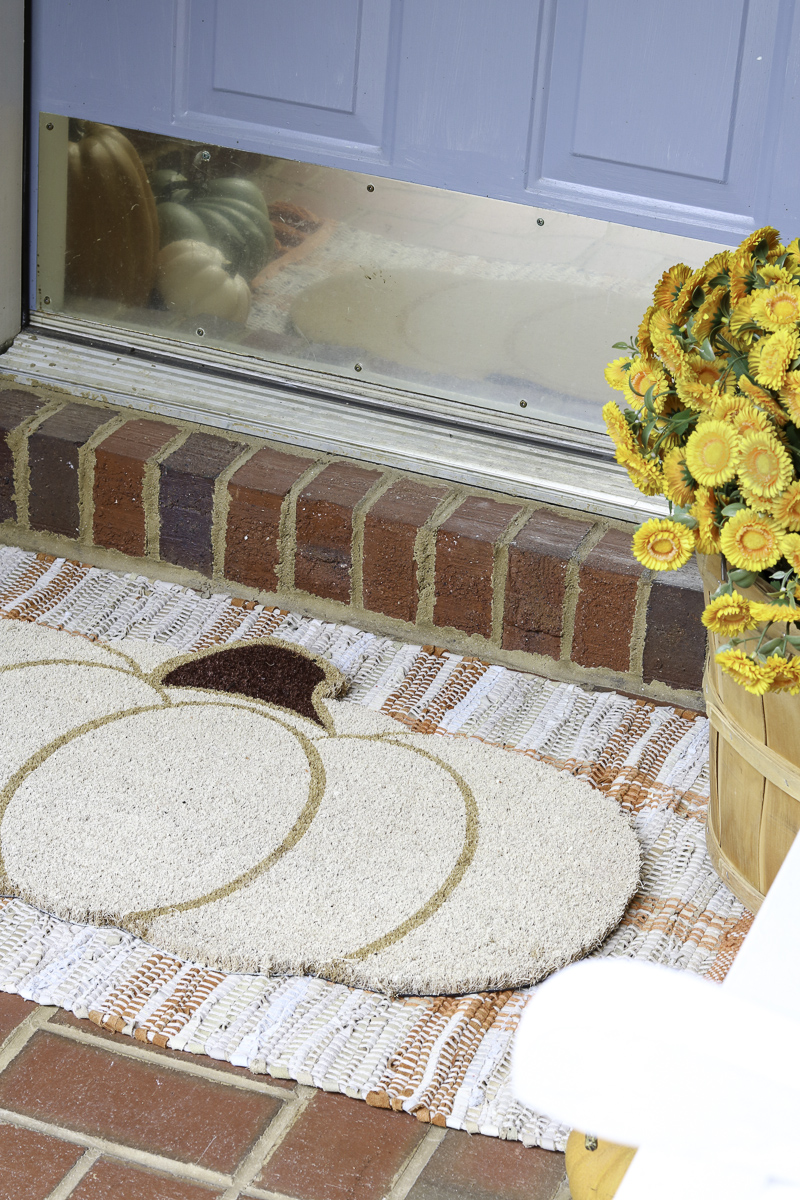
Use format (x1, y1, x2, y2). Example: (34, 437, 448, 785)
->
(405, 1130, 565, 1200)
(70, 1157, 224, 1199)
(0, 992, 37, 1044)
(571, 528, 645, 672)
(28, 404, 114, 538)
(502, 510, 593, 658)
(159, 433, 245, 575)
(0, 1124, 84, 1200)
(256, 1091, 426, 1200)
(0, 389, 45, 522)
(48, 1009, 294, 1086)
(363, 480, 449, 622)
(0, 1032, 280, 1174)
(295, 462, 382, 602)
(93, 419, 178, 556)
(642, 561, 706, 691)
(434, 497, 522, 637)
(225, 446, 316, 592)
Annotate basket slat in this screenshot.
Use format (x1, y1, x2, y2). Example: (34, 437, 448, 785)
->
(699, 553, 800, 910)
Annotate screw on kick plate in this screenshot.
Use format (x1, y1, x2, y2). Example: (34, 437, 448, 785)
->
(196, 327, 205, 337)
(585, 1135, 598, 1152)
(43, 296, 51, 305)
(537, 217, 545, 226)
(366, 184, 374, 192)
(354, 362, 363, 371)
(45, 122, 54, 131)
(519, 400, 527, 408)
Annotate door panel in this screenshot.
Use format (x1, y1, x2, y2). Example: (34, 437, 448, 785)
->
(177, 0, 398, 157)
(530, 0, 792, 237)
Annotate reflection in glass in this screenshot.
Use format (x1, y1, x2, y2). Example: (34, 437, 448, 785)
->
(41, 118, 721, 431)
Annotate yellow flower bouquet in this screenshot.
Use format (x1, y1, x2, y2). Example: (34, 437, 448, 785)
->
(604, 225, 800, 695)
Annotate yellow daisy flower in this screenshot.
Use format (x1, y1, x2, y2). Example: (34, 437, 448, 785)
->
(749, 598, 800, 624)
(729, 251, 756, 303)
(604, 356, 631, 392)
(685, 420, 740, 486)
(728, 296, 757, 339)
(602, 401, 636, 452)
(701, 593, 757, 635)
(761, 656, 800, 694)
(750, 284, 800, 332)
(625, 361, 666, 411)
(691, 285, 727, 342)
(711, 393, 749, 422)
(692, 488, 722, 553)
(719, 508, 783, 571)
(653, 332, 688, 378)
(671, 267, 707, 323)
(703, 250, 732, 280)
(758, 264, 796, 287)
(738, 226, 782, 261)
(737, 374, 788, 425)
(662, 447, 696, 507)
(771, 482, 800, 531)
(715, 648, 773, 694)
(636, 304, 658, 369)
(780, 531, 800, 570)
(732, 404, 772, 437)
(748, 328, 799, 390)
(778, 371, 800, 423)
(617, 446, 664, 496)
(737, 431, 793, 497)
(632, 518, 694, 571)
(652, 265, 691, 310)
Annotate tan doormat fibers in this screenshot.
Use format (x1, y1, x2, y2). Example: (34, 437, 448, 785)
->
(0, 547, 751, 1148)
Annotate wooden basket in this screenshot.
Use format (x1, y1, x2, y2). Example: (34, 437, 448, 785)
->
(699, 553, 800, 912)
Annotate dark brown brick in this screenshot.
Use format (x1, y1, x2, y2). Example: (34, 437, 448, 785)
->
(572, 528, 645, 672)
(48, 1009, 295, 1086)
(363, 479, 449, 622)
(225, 446, 316, 592)
(0, 1032, 280, 1174)
(0, 390, 45, 522)
(406, 1129, 565, 1200)
(256, 1091, 426, 1200)
(159, 433, 245, 575)
(28, 404, 113, 538)
(0, 992, 37, 1044)
(502, 510, 593, 658)
(295, 462, 382, 602)
(642, 559, 706, 691)
(93, 419, 179, 556)
(434, 497, 522, 637)
(70, 1158, 225, 1199)
(0, 1125, 84, 1200)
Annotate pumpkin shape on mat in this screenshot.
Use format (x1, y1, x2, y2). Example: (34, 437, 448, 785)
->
(157, 240, 251, 323)
(66, 122, 159, 307)
(565, 1131, 637, 1200)
(0, 621, 640, 996)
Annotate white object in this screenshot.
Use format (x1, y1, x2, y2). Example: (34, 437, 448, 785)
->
(512, 830, 800, 1199)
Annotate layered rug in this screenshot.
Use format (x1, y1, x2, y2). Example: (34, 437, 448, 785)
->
(0, 546, 750, 1148)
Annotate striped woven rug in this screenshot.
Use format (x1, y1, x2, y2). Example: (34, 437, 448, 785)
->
(0, 545, 750, 1150)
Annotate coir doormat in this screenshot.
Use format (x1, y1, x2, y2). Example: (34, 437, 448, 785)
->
(0, 547, 750, 1149)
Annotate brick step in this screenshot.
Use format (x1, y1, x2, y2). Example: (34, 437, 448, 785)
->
(0, 384, 705, 705)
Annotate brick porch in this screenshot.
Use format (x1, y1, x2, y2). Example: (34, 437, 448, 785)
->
(0, 381, 706, 707)
(0, 994, 568, 1200)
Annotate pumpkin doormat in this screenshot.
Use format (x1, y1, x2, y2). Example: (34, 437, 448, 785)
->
(0, 546, 751, 1148)
(0, 618, 639, 995)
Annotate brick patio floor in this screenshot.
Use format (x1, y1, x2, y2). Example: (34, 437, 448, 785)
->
(0, 994, 569, 1200)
